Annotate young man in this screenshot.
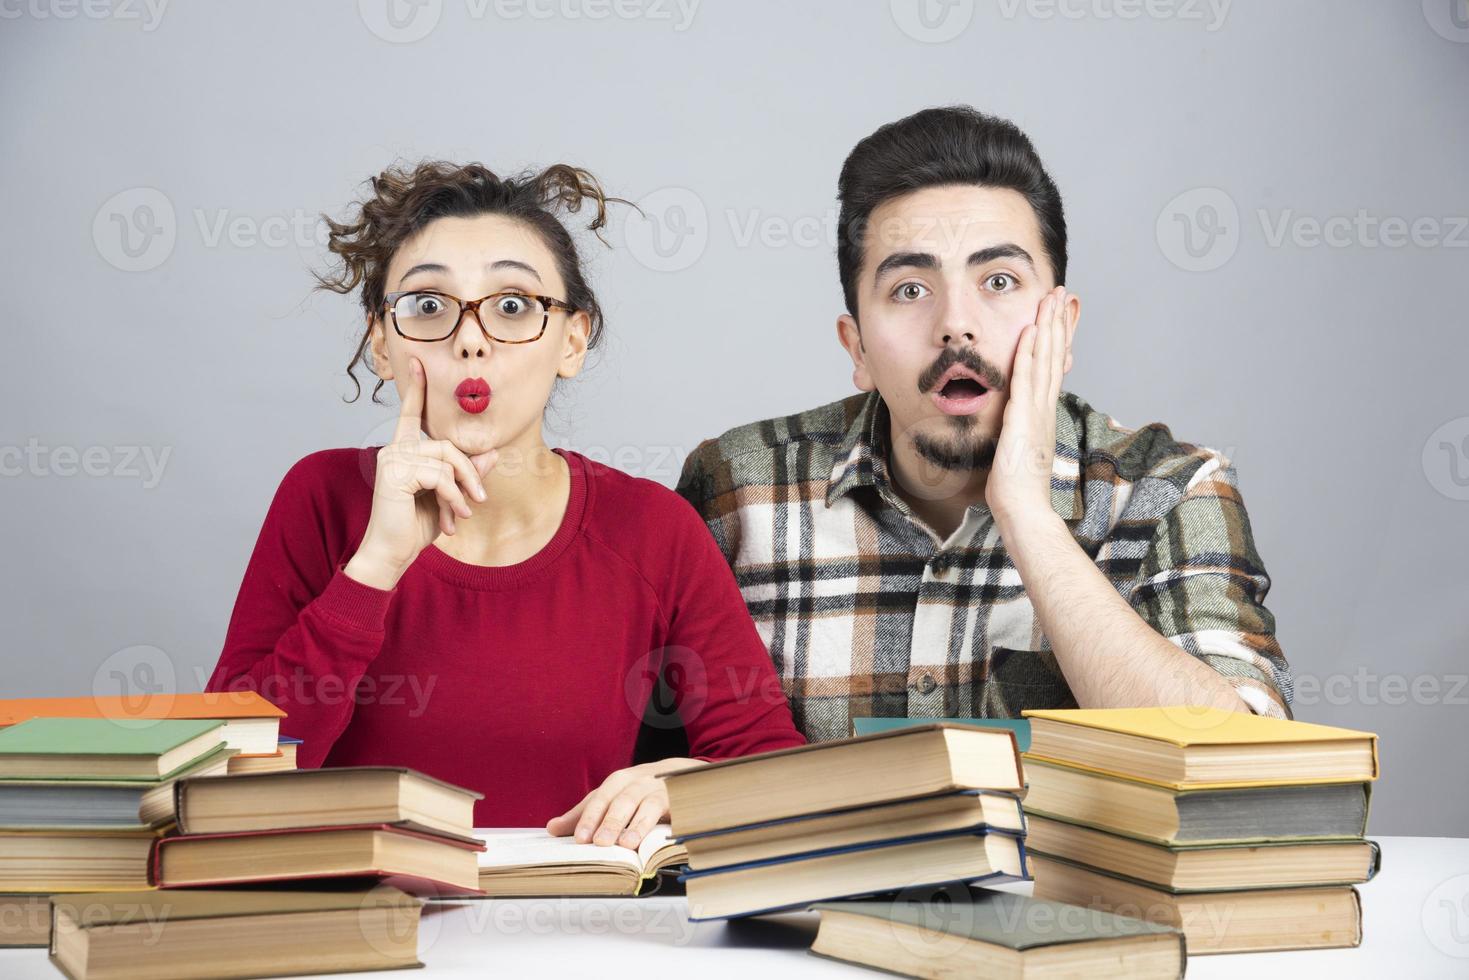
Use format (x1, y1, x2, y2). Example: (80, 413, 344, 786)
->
(676, 106, 1294, 743)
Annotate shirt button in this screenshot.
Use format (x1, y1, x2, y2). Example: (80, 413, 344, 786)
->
(917, 671, 937, 694)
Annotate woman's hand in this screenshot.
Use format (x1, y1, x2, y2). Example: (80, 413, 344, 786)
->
(345, 356, 497, 590)
(545, 758, 707, 849)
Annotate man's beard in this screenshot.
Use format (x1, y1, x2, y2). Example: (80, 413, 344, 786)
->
(912, 414, 998, 471)
(911, 345, 1006, 472)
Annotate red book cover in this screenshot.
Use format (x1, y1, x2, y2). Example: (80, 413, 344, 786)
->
(153, 823, 485, 897)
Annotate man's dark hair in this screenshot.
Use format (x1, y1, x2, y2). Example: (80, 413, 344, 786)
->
(836, 105, 1067, 317)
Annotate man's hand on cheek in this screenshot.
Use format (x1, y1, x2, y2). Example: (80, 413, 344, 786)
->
(985, 286, 1070, 529)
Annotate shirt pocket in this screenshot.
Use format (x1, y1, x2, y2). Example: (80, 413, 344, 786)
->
(982, 645, 1078, 716)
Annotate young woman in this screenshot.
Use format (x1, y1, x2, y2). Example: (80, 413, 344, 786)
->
(206, 161, 804, 847)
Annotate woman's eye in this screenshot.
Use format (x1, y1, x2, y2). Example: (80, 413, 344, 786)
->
(985, 273, 1017, 292)
(893, 282, 930, 302)
(413, 295, 443, 316)
(496, 295, 530, 317)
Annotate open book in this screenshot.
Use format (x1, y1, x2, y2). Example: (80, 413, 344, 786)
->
(473, 827, 687, 896)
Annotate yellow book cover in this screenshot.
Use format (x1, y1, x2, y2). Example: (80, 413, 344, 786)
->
(1021, 707, 1379, 789)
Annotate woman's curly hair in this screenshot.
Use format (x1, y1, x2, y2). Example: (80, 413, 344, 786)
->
(315, 161, 628, 404)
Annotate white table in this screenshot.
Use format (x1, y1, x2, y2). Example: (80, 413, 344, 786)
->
(5, 836, 1467, 979)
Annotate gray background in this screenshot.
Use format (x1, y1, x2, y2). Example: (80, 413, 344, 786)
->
(1, 1, 1465, 836)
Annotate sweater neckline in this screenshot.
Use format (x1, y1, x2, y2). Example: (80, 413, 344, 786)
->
(414, 447, 589, 591)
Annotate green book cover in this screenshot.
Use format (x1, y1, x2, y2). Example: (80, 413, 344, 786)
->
(0, 717, 222, 756)
(813, 884, 1179, 950)
(852, 716, 1031, 752)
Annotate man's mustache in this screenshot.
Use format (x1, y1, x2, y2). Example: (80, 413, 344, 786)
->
(916, 347, 1006, 395)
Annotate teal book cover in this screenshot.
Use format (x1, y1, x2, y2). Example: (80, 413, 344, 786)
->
(852, 716, 1031, 752)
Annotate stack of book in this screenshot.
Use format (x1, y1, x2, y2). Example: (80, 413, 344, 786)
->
(809, 883, 1184, 978)
(661, 724, 1029, 920)
(49, 886, 425, 980)
(227, 733, 301, 774)
(154, 765, 487, 898)
(0, 716, 234, 948)
(1020, 706, 1380, 954)
(0, 692, 287, 759)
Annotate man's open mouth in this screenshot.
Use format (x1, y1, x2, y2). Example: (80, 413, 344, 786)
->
(939, 377, 988, 399)
(930, 365, 992, 416)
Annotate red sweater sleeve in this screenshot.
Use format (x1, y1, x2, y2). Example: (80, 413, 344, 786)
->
(205, 453, 395, 768)
(649, 497, 806, 762)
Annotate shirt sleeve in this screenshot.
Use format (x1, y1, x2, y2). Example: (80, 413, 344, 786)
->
(1125, 457, 1295, 718)
(674, 438, 741, 566)
(655, 495, 806, 760)
(204, 455, 395, 766)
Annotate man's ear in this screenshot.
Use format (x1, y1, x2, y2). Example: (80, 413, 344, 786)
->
(557, 309, 591, 379)
(836, 313, 875, 392)
(368, 315, 396, 381)
(1061, 292, 1080, 375)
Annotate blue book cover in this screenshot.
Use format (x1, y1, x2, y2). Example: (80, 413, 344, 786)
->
(680, 825, 1030, 921)
(674, 789, 1027, 845)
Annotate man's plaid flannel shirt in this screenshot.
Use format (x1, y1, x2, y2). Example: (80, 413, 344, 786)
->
(675, 389, 1294, 743)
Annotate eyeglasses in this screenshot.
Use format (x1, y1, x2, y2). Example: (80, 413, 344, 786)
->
(382, 289, 577, 345)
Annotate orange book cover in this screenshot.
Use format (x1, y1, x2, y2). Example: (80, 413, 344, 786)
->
(0, 691, 284, 727)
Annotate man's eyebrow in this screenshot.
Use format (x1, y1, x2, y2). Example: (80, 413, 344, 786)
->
(968, 243, 1036, 271)
(397, 258, 543, 287)
(872, 244, 1037, 285)
(872, 251, 939, 282)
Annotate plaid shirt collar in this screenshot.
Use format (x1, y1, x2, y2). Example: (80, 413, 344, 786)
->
(824, 390, 1085, 523)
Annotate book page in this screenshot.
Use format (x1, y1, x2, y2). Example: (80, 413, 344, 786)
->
(473, 828, 641, 872)
(636, 825, 679, 868)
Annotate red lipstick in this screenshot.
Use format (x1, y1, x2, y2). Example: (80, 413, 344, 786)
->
(454, 377, 491, 415)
